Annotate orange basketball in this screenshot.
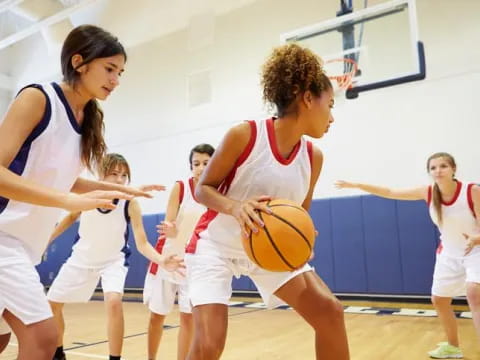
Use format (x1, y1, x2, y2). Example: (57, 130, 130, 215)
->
(242, 199, 315, 272)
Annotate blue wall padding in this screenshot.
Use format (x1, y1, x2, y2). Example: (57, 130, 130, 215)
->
(330, 196, 368, 293)
(396, 200, 437, 294)
(309, 199, 335, 290)
(361, 196, 404, 294)
(39, 195, 439, 296)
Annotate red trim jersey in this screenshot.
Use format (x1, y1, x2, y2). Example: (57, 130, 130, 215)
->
(186, 118, 313, 258)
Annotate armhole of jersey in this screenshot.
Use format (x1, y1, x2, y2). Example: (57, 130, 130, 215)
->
(177, 181, 185, 205)
(124, 200, 131, 223)
(427, 186, 432, 206)
(17, 84, 52, 144)
(467, 183, 476, 218)
(307, 141, 313, 168)
(236, 120, 257, 168)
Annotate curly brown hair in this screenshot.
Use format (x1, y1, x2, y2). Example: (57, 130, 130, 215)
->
(261, 43, 332, 117)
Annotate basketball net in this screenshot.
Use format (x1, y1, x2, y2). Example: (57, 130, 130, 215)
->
(324, 58, 358, 101)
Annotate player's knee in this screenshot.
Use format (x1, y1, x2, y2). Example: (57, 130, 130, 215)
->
(34, 326, 58, 358)
(431, 295, 449, 308)
(466, 286, 480, 309)
(107, 298, 123, 314)
(309, 297, 345, 330)
(149, 312, 165, 326)
(194, 330, 226, 358)
(196, 339, 224, 359)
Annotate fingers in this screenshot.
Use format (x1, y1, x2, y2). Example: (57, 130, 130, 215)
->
(254, 201, 273, 215)
(95, 200, 117, 209)
(255, 195, 271, 203)
(241, 211, 258, 235)
(124, 188, 153, 198)
(140, 184, 167, 192)
(89, 190, 133, 200)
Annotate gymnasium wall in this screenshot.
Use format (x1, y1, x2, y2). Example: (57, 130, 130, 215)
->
(39, 195, 440, 296)
(2, 0, 479, 215)
(102, 0, 480, 214)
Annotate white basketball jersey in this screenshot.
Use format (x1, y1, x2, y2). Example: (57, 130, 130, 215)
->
(428, 181, 479, 258)
(68, 199, 131, 268)
(149, 178, 206, 277)
(0, 83, 83, 265)
(186, 118, 313, 258)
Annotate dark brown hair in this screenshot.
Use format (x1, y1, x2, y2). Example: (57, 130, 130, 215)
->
(427, 152, 456, 225)
(189, 143, 215, 170)
(61, 25, 126, 172)
(261, 43, 332, 117)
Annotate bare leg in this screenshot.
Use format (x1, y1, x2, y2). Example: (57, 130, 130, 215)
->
(104, 292, 124, 357)
(4, 309, 57, 360)
(147, 312, 166, 360)
(431, 295, 459, 346)
(186, 304, 228, 360)
(466, 282, 480, 343)
(49, 301, 65, 348)
(0, 332, 11, 353)
(275, 271, 350, 360)
(177, 312, 193, 360)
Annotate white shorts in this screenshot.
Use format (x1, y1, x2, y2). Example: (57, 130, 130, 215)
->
(0, 260, 52, 325)
(47, 258, 128, 303)
(0, 318, 10, 335)
(432, 252, 480, 297)
(185, 253, 312, 309)
(143, 271, 191, 315)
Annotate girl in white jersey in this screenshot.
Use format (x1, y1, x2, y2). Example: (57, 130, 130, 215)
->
(144, 143, 214, 360)
(184, 44, 350, 360)
(47, 154, 183, 360)
(0, 25, 157, 360)
(336, 152, 480, 359)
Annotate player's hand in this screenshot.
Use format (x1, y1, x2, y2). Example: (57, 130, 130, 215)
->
(156, 221, 178, 238)
(159, 255, 186, 277)
(464, 233, 480, 255)
(334, 180, 357, 189)
(62, 191, 133, 212)
(231, 195, 272, 238)
(138, 184, 166, 193)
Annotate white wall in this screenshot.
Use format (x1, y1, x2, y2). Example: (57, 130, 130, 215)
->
(0, 89, 12, 116)
(5, 0, 480, 214)
(100, 0, 480, 213)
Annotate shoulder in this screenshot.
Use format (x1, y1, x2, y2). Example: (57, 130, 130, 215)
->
(310, 144, 323, 163)
(127, 198, 141, 215)
(470, 184, 480, 199)
(224, 121, 255, 145)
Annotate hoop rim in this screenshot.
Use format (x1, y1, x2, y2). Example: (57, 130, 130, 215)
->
(325, 58, 358, 90)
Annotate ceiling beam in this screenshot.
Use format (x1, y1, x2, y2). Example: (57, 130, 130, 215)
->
(0, 0, 24, 15)
(0, 0, 98, 51)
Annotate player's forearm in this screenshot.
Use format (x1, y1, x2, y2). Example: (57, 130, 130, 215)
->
(135, 235, 165, 264)
(0, 167, 69, 208)
(196, 184, 237, 216)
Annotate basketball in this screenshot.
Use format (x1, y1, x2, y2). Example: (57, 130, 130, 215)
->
(242, 199, 316, 272)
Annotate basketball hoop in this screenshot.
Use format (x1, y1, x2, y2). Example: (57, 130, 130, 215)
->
(325, 57, 358, 92)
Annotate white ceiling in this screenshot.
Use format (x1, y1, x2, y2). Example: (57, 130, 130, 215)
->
(0, 0, 258, 90)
